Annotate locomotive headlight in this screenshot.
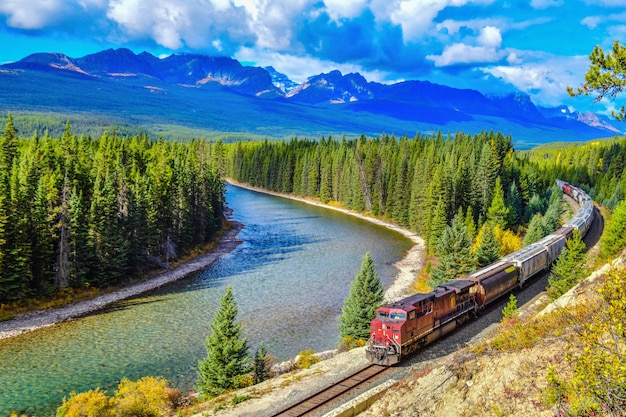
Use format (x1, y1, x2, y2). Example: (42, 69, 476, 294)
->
(394, 335, 398, 340)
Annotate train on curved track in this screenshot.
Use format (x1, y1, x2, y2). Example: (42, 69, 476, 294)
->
(366, 180, 594, 366)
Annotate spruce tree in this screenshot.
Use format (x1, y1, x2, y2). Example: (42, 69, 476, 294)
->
(252, 344, 271, 385)
(474, 222, 501, 267)
(339, 252, 384, 341)
(197, 287, 249, 397)
(548, 230, 587, 299)
(601, 198, 626, 257)
(487, 176, 510, 229)
(505, 182, 523, 228)
(430, 212, 476, 287)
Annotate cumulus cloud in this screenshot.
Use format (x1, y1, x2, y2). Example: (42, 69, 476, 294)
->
(481, 55, 589, 106)
(106, 0, 256, 52)
(0, 0, 105, 30)
(0, 0, 617, 111)
(323, 0, 368, 21)
(236, 47, 391, 84)
(427, 25, 504, 66)
(388, 0, 495, 42)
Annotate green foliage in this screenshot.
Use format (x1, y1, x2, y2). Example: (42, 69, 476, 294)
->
(568, 40, 626, 120)
(197, 287, 250, 397)
(474, 222, 501, 267)
(339, 252, 384, 341)
(501, 294, 519, 322)
(0, 119, 225, 303)
(231, 394, 250, 405)
(601, 198, 626, 258)
(544, 268, 626, 416)
(295, 349, 321, 369)
(524, 190, 563, 246)
(505, 182, 523, 228)
(224, 131, 525, 249)
(524, 213, 547, 245)
(487, 177, 510, 229)
(548, 230, 587, 300)
(429, 212, 475, 287)
(252, 344, 272, 385)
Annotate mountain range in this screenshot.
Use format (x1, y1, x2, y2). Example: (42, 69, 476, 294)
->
(0, 48, 622, 148)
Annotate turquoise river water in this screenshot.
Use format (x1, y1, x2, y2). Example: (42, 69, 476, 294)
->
(0, 184, 413, 416)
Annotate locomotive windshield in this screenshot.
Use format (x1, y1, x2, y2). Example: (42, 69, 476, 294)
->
(377, 311, 389, 320)
(390, 312, 406, 320)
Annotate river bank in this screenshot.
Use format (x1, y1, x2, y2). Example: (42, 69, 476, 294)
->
(0, 221, 244, 341)
(226, 180, 425, 303)
(0, 181, 425, 341)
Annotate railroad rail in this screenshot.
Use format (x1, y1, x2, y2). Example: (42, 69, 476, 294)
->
(269, 364, 387, 417)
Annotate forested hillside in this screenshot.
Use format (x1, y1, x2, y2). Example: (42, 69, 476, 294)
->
(524, 138, 626, 210)
(225, 131, 548, 251)
(0, 115, 225, 304)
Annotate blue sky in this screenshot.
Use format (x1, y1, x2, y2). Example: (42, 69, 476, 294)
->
(0, 0, 625, 113)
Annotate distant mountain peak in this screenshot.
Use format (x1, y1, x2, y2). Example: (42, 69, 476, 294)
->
(288, 70, 376, 104)
(264, 66, 299, 94)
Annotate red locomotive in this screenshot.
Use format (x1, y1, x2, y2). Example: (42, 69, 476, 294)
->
(366, 180, 594, 365)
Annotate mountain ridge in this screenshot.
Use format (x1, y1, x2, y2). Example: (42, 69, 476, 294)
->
(1, 48, 622, 148)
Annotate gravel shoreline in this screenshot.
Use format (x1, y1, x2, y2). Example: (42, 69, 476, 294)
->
(0, 221, 244, 340)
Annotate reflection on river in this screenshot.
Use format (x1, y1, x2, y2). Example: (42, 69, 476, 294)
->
(0, 184, 413, 416)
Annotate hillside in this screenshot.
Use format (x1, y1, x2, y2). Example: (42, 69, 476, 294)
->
(0, 48, 623, 148)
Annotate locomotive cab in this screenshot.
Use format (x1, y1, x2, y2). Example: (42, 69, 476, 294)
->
(367, 293, 435, 365)
(367, 307, 408, 365)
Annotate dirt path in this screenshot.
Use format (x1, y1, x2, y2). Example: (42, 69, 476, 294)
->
(0, 221, 244, 340)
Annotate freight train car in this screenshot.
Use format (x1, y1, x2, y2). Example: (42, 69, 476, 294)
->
(366, 180, 594, 365)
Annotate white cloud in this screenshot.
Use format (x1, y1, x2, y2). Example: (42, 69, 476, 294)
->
(478, 25, 501, 47)
(0, 0, 104, 29)
(481, 55, 590, 106)
(235, 47, 390, 84)
(427, 24, 503, 66)
(581, 16, 602, 29)
(530, 0, 563, 9)
(323, 0, 368, 21)
(388, 0, 495, 42)
(106, 0, 256, 51)
(585, 0, 626, 5)
(427, 43, 503, 66)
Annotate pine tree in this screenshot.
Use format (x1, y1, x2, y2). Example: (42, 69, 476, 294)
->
(548, 230, 587, 299)
(465, 205, 477, 239)
(568, 40, 626, 120)
(252, 344, 272, 385)
(474, 222, 501, 267)
(339, 252, 384, 341)
(505, 182, 523, 228)
(197, 287, 250, 397)
(486, 176, 510, 229)
(601, 198, 626, 257)
(428, 197, 448, 253)
(430, 212, 476, 287)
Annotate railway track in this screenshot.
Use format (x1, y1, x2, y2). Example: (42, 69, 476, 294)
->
(269, 364, 387, 417)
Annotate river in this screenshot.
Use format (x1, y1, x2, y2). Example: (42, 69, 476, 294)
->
(0, 184, 413, 416)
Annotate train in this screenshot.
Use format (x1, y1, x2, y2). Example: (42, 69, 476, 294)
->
(366, 179, 594, 366)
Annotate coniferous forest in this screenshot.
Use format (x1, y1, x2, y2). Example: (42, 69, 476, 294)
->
(0, 115, 225, 304)
(225, 132, 544, 248)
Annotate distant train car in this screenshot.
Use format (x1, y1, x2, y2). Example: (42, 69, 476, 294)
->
(366, 179, 594, 365)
